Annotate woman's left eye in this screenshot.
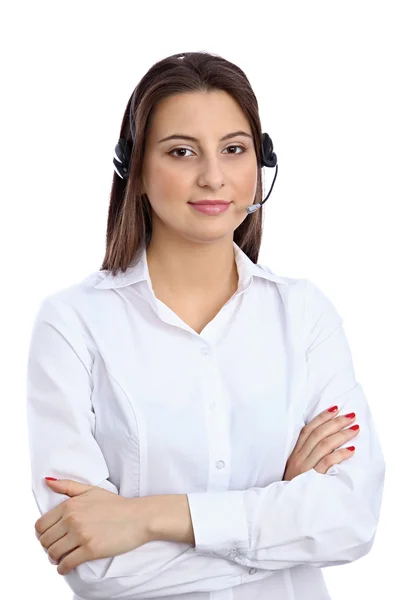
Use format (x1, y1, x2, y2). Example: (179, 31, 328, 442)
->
(169, 145, 246, 158)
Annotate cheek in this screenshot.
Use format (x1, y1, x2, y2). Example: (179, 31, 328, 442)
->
(151, 166, 187, 201)
(237, 163, 258, 196)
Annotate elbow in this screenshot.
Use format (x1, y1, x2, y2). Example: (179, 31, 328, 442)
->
(62, 562, 114, 600)
(341, 480, 385, 563)
(61, 561, 162, 600)
(313, 459, 385, 568)
(321, 529, 377, 569)
(347, 506, 382, 563)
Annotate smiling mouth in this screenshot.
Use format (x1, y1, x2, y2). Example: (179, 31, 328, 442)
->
(189, 200, 231, 206)
(188, 203, 231, 214)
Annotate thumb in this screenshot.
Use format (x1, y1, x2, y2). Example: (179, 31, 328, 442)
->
(44, 477, 93, 496)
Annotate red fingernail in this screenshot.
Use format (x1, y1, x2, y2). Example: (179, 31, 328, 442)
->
(350, 425, 359, 431)
(347, 446, 355, 451)
(45, 477, 58, 481)
(328, 405, 338, 412)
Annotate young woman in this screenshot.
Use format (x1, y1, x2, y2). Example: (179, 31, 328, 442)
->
(27, 51, 385, 600)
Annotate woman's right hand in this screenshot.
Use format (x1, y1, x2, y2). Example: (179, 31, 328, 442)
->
(282, 406, 360, 481)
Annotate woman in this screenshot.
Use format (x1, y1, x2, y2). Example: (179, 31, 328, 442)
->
(27, 51, 386, 600)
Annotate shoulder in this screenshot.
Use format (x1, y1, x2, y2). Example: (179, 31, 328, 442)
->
(32, 269, 106, 325)
(255, 264, 342, 333)
(256, 263, 338, 307)
(255, 262, 306, 294)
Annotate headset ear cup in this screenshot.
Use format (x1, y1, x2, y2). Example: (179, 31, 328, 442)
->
(261, 133, 277, 168)
(113, 138, 131, 179)
(117, 138, 130, 164)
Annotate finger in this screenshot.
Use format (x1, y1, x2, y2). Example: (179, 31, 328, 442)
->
(48, 534, 77, 565)
(296, 406, 339, 453)
(57, 545, 87, 576)
(39, 518, 67, 551)
(308, 427, 360, 469)
(300, 411, 356, 459)
(315, 445, 356, 474)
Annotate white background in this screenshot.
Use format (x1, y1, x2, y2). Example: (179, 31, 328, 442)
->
(2, 1, 398, 597)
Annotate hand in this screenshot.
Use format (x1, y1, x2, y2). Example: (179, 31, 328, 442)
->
(34, 478, 153, 575)
(283, 407, 360, 481)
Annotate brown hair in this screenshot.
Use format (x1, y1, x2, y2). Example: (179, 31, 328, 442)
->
(100, 51, 266, 275)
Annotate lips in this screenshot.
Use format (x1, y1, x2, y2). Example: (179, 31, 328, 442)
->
(189, 200, 231, 205)
(189, 202, 231, 214)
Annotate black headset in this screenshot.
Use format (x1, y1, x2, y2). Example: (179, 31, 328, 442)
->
(113, 86, 278, 215)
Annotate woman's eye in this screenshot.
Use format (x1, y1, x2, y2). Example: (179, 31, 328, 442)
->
(169, 145, 246, 158)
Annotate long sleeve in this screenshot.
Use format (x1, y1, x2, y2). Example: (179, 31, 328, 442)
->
(187, 278, 386, 570)
(26, 295, 261, 600)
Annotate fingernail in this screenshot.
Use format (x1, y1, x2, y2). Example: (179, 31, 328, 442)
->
(350, 425, 360, 431)
(345, 412, 356, 419)
(45, 477, 58, 481)
(328, 405, 338, 412)
(347, 446, 355, 451)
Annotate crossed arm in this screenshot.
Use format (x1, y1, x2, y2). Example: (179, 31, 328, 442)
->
(28, 283, 386, 599)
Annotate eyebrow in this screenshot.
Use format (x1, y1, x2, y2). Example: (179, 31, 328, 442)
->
(157, 130, 253, 144)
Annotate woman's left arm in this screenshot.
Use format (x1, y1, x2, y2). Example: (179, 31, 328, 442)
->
(178, 279, 386, 569)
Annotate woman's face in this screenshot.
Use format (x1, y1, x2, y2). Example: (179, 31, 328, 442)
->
(141, 90, 258, 245)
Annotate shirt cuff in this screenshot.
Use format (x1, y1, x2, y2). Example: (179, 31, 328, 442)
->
(187, 490, 249, 557)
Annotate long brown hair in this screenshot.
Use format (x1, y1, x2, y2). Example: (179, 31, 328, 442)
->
(100, 51, 266, 276)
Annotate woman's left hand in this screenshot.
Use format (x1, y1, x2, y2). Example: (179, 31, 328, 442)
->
(34, 478, 154, 575)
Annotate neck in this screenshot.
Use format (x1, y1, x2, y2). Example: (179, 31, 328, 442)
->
(146, 235, 238, 298)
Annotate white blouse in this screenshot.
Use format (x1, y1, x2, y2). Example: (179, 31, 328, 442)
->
(26, 241, 386, 600)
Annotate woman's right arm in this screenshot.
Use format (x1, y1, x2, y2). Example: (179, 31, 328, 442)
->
(26, 294, 271, 600)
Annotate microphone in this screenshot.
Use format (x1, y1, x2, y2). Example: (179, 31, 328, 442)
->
(246, 163, 278, 214)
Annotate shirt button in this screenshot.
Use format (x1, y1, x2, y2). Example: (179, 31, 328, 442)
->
(249, 567, 257, 575)
(228, 550, 237, 559)
(201, 346, 211, 355)
(216, 460, 225, 469)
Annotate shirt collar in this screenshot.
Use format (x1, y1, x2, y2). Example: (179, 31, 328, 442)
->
(94, 241, 288, 290)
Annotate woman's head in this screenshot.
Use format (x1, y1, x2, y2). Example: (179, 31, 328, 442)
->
(101, 51, 266, 275)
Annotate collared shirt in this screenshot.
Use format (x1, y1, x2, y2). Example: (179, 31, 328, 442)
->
(26, 241, 386, 600)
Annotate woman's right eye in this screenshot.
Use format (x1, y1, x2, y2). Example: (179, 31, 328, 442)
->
(169, 148, 193, 158)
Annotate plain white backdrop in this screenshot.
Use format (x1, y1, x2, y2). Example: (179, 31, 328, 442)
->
(2, 1, 398, 597)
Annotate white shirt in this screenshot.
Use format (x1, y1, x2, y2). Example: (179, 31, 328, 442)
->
(26, 241, 386, 600)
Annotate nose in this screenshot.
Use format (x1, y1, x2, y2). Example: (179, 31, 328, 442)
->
(197, 156, 225, 190)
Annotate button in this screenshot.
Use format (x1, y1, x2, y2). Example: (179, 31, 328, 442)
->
(201, 346, 211, 355)
(249, 567, 257, 575)
(216, 460, 225, 469)
(228, 550, 237, 559)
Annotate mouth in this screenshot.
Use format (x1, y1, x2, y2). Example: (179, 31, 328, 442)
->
(188, 202, 231, 215)
(188, 200, 231, 206)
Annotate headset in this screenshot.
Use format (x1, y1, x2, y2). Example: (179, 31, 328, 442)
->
(113, 87, 278, 215)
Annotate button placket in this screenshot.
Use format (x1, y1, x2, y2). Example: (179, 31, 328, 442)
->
(201, 347, 218, 411)
(200, 341, 231, 490)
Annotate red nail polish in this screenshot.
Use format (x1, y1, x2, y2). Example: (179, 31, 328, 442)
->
(347, 446, 355, 451)
(350, 425, 360, 431)
(328, 405, 338, 412)
(45, 477, 58, 481)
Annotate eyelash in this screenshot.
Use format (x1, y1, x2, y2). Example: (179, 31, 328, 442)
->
(168, 145, 246, 158)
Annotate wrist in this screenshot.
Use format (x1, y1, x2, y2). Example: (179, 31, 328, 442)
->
(147, 494, 195, 546)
